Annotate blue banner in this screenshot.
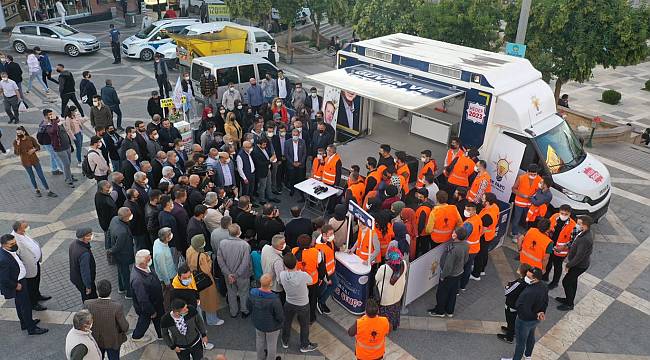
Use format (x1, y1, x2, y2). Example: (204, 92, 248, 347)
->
(459, 88, 492, 149)
(348, 201, 374, 228)
(333, 261, 368, 315)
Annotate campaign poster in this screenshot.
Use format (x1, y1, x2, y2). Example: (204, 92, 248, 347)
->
(487, 134, 526, 203)
(336, 90, 361, 135)
(322, 86, 341, 132)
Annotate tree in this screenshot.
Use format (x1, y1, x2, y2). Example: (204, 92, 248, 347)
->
(225, 0, 272, 26)
(306, 0, 349, 49)
(415, 0, 503, 52)
(272, 0, 303, 63)
(504, 0, 650, 101)
(351, 0, 423, 39)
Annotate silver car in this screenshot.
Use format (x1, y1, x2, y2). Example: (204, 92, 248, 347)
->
(10, 22, 100, 57)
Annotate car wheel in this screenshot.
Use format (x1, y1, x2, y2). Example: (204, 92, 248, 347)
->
(65, 44, 80, 57)
(140, 48, 154, 61)
(13, 41, 26, 53)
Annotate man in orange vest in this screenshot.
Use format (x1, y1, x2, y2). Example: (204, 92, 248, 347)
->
(310, 147, 325, 181)
(394, 151, 411, 185)
(416, 150, 438, 188)
(345, 172, 366, 205)
(543, 204, 575, 289)
(460, 202, 483, 290)
(425, 190, 463, 250)
(525, 176, 553, 227)
(315, 224, 337, 316)
(414, 187, 434, 258)
(364, 157, 382, 197)
(471, 192, 499, 279)
(348, 299, 390, 360)
(350, 221, 380, 266)
(467, 160, 492, 205)
(292, 234, 325, 323)
(443, 137, 464, 171)
(446, 149, 479, 195)
(349, 165, 365, 186)
(511, 164, 542, 241)
(321, 144, 341, 187)
(518, 218, 553, 271)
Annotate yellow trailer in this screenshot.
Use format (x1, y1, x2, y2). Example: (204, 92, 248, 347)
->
(170, 26, 248, 68)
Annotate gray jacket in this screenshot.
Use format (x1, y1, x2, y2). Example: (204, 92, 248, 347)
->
(567, 229, 593, 269)
(107, 216, 134, 264)
(440, 241, 469, 279)
(261, 244, 285, 292)
(216, 236, 251, 280)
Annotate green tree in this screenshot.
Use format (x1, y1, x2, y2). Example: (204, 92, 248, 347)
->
(415, 0, 503, 51)
(306, 0, 349, 49)
(225, 0, 272, 26)
(504, 0, 650, 101)
(272, 0, 303, 63)
(351, 0, 423, 39)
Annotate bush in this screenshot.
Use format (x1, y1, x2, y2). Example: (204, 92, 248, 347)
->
(601, 89, 621, 105)
(645, 80, 650, 91)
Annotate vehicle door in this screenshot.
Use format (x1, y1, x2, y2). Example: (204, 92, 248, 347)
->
(18, 25, 39, 49)
(190, 62, 209, 99)
(251, 31, 275, 59)
(237, 63, 255, 104)
(215, 65, 239, 102)
(256, 62, 278, 80)
(149, 26, 171, 52)
(38, 26, 64, 52)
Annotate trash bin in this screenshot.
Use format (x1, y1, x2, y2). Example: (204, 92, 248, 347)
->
(125, 12, 137, 28)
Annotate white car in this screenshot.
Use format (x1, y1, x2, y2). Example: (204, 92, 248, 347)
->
(121, 18, 200, 61)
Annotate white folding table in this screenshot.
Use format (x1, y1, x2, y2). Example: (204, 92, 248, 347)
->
(293, 178, 342, 216)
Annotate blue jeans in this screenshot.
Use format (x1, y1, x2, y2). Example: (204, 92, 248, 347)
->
(27, 71, 48, 92)
(73, 132, 83, 163)
(318, 274, 338, 305)
(100, 348, 120, 360)
(24, 163, 50, 191)
(116, 262, 132, 298)
(512, 206, 527, 236)
(460, 253, 477, 289)
(42, 144, 62, 172)
(513, 318, 539, 360)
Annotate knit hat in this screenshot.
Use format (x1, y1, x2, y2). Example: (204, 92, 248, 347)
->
(76, 227, 93, 239)
(190, 234, 205, 251)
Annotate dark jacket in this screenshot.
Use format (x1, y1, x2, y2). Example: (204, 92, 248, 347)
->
(251, 145, 272, 178)
(254, 216, 285, 245)
(185, 187, 205, 217)
(111, 183, 127, 208)
(58, 70, 76, 95)
(132, 182, 150, 209)
(275, 76, 291, 99)
(95, 191, 117, 231)
(283, 138, 307, 168)
(120, 160, 139, 189)
(38, 53, 52, 73)
(145, 202, 161, 239)
(213, 160, 236, 188)
(283, 217, 312, 249)
(186, 217, 211, 252)
(107, 216, 135, 264)
(199, 74, 217, 97)
(129, 266, 164, 316)
(125, 199, 147, 236)
(310, 129, 334, 156)
(235, 210, 257, 239)
(101, 85, 120, 107)
(119, 138, 142, 161)
(505, 278, 527, 309)
(147, 97, 164, 119)
(247, 288, 284, 332)
(5, 61, 23, 84)
(170, 283, 199, 308)
(160, 306, 207, 349)
(68, 240, 96, 291)
(171, 203, 190, 255)
(104, 132, 123, 161)
(48, 122, 72, 152)
(304, 94, 323, 112)
(158, 210, 179, 248)
(567, 229, 593, 269)
(79, 79, 97, 106)
(516, 281, 548, 321)
(159, 126, 182, 152)
(151, 159, 164, 187)
(91, 105, 114, 129)
(83, 298, 129, 350)
(0, 249, 22, 298)
(135, 133, 149, 161)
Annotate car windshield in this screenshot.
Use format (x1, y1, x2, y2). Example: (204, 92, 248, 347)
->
(533, 117, 586, 174)
(135, 24, 157, 39)
(53, 24, 78, 36)
(254, 32, 275, 46)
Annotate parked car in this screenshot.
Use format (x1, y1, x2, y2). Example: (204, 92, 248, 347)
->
(121, 18, 200, 61)
(10, 22, 100, 57)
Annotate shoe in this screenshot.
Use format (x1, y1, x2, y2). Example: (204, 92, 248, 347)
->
(230, 314, 238, 318)
(71, 176, 78, 182)
(319, 302, 331, 315)
(270, 198, 280, 203)
(281, 340, 289, 349)
(460, 288, 467, 292)
(125, 295, 132, 300)
(35, 190, 42, 197)
(77, 163, 82, 168)
(555, 296, 567, 304)
(241, 312, 250, 319)
(68, 183, 75, 188)
(272, 190, 281, 195)
(525, 357, 532, 360)
(37, 295, 52, 301)
(212, 318, 225, 326)
(500, 326, 509, 333)
(32, 304, 47, 311)
(497, 334, 513, 344)
(446, 313, 454, 318)
(118, 290, 125, 294)
(501, 357, 513, 360)
(25, 90, 30, 93)
(557, 304, 574, 311)
(480, 271, 486, 276)
(28, 326, 49, 335)
(548, 282, 558, 290)
(427, 311, 445, 317)
(470, 275, 481, 281)
(203, 342, 214, 350)
(300, 343, 318, 353)
(21, 319, 41, 330)
(53, 170, 63, 175)
(132, 335, 152, 342)
(47, 191, 58, 198)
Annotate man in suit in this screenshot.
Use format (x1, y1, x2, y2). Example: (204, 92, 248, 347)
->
(213, 151, 237, 192)
(151, 151, 167, 188)
(292, 118, 311, 154)
(0, 234, 48, 334)
(84, 279, 129, 359)
(118, 126, 141, 161)
(96, 180, 118, 250)
(237, 140, 257, 200)
(284, 128, 307, 199)
(310, 121, 334, 157)
(12, 220, 51, 311)
(305, 87, 323, 122)
(107, 208, 135, 299)
(275, 70, 291, 102)
(251, 137, 279, 205)
(95, 126, 111, 166)
(70, 228, 98, 302)
(165, 150, 184, 183)
(134, 121, 150, 161)
(271, 123, 289, 194)
(284, 206, 313, 249)
(337, 90, 360, 131)
(120, 149, 140, 189)
(103, 124, 123, 172)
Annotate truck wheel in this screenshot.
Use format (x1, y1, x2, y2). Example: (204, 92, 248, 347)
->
(140, 49, 154, 61)
(13, 41, 26, 53)
(65, 44, 80, 57)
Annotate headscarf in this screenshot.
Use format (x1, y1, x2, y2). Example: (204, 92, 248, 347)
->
(392, 222, 409, 256)
(190, 234, 206, 252)
(334, 204, 347, 221)
(390, 201, 405, 218)
(400, 208, 418, 259)
(385, 242, 405, 285)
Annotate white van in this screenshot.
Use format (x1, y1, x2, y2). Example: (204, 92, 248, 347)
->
(121, 18, 200, 61)
(190, 54, 278, 104)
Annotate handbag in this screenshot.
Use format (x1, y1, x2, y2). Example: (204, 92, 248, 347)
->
(193, 252, 213, 292)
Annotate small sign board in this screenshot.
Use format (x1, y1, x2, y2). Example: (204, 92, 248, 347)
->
(505, 42, 527, 58)
(160, 98, 174, 108)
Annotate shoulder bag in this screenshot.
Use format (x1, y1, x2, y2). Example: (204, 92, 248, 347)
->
(193, 252, 213, 292)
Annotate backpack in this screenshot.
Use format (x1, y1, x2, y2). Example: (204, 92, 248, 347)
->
(82, 150, 99, 179)
(36, 125, 49, 145)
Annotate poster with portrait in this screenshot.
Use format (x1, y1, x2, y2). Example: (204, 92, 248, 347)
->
(336, 90, 361, 135)
(322, 86, 341, 135)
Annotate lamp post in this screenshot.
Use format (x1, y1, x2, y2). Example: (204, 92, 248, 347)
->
(586, 116, 602, 148)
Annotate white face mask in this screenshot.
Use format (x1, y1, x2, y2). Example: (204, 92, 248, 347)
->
(528, 174, 537, 180)
(559, 214, 569, 221)
(153, 134, 159, 140)
(237, 105, 243, 110)
(184, 77, 190, 81)
(463, 210, 471, 218)
(130, 133, 137, 139)
(311, 93, 317, 97)
(279, 131, 286, 137)
(147, 259, 152, 267)
(144, 178, 149, 185)
(207, 113, 213, 118)
(276, 102, 282, 107)
(220, 110, 226, 114)
(421, 157, 427, 163)
(128, 214, 134, 221)
(266, 132, 274, 137)
(133, 154, 139, 161)
(524, 276, 533, 285)
(474, 166, 479, 172)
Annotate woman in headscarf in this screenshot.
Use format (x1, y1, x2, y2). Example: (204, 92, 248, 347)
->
(399, 208, 418, 259)
(329, 204, 351, 249)
(392, 222, 410, 261)
(390, 201, 405, 221)
(186, 235, 223, 326)
(375, 244, 407, 330)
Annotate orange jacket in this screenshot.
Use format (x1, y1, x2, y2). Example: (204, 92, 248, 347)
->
(519, 228, 552, 269)
(355, 225, 373, 261)
(444, 148, 464, 169)
(526, 203, 548, 223)
(292, 247, 319, 285)
(355, 315, 390, 360)
(311, 157, 324, 181)
(416, 160, 437, 188)
(322, 153, 341, 186)
(467, 171, 492, 203)
(464, 215, 483, 254)
(315, 241, 336, 276)
(365, 165, 387, 194)
(376, 223, 394, 259)
(447, 155, 476, 187)
(479, 203, 499, 241)
(513, 174, 541, 208)
(396, 164, 411, 183)
(549, 214, 576, 257)
(348, 181, 365, 205)
(426, 204, 463, 243)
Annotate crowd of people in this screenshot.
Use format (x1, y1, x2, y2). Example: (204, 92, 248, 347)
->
(0, 48, 595, 360)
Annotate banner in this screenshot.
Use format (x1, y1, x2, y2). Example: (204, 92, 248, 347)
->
(208, 4, 229, 20)
(160, 98, 174, 108)
(486, 134, 526, 203)
(333, 252, 370, 315)
(459, 89, 492, 149)
(404, 245, 446, 306)
(322, 86, 340, 133)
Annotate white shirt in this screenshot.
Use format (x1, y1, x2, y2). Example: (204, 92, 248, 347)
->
(342, 100, 354, 128)
(292, 141, 299, 162)
(4, 249, 26, 280)
(310, 96, 319, 119)
(56, 0, 66, 14)
(277, 78, 287, 99)
(237, 151, 255, 181)
(0, 79, 19, 98)
(13, 231, 42, 260)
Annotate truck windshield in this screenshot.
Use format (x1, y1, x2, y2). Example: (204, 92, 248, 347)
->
(254, 32, 275, 45)
(533, 120, 586, 174)
(135, 25, 157, 39)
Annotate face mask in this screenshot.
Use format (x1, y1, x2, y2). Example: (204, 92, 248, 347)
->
(229, 87, 235, 92)
(317, 154, 323, 160)
(184, 77, 189, 81)
(245, 148, 252, 154)
(147, 259, 152, 267)
(128, 214, 134, 221)
(474, 166, 479, 172)
(17, 133, 24, 138)
(295, 127, 302, 131)
(93, 101, 99, 106)
(8, 244, 18, 252)
(180, 311, 188, 317)
(421, 157, 427, 163)
(292, 136, 299, 141)
(266, 132, 274, 137)
(524, 276, 533, 285)
(237, 105, 243, 110)
(575, 224, 581, 232)
(97, 142, 103, 148)
(279, 131, 286, 137)
(276, 102, 282, 107)
(463, 210, 471, 218)
(204, 72, 210, 77)
(327, 235, 335, 242)
(144, 178, 149, 185)
(134, 154, 139, 161)
(207, 113, 213, 118)
(0, 77, 7, 81)
(529, 174, 537, 180)
(311, 92, 317, 97)
(220, 110, 225, 114)
(181, 279, 191, 286)
(280, 243, 286, 251)
(130, 133, 137, 139)
(154, 134, 159, 140)
(559, 214, 569, 221)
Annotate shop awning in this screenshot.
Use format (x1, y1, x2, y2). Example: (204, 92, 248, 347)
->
(306, 64, 464, 111)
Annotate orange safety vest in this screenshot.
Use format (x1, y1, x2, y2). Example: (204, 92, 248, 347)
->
(348, 181, 365, 205)
(376, 223, 394, 259)
(444, 148, 464, 168)
(396, 164, 411, 183)
(415, 204, 432, 236)
(479, 203, 499, 241)
(291, 247, 319, 285)
(467, 171, 492, 203)
(311, 157, 324, 181)
(416, 160, 438, 188)
(514, 174, 541, 208)
(355, 225, 373, 261)
(519, 228, 552, 269)
(348, 174, 365, 188)
(315, 241, 336, 276)
(447, 155, 476, 187)
(321, 153, 341, 186)
(365, 165, 387, 193)
(526, 202, 548, 223)
(549, 214, 576, 257)
(429, 204, 462, 243)
(398, 173, 409, 196)
(355, 315, 390, 360)
(464, 215, 483, 254)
